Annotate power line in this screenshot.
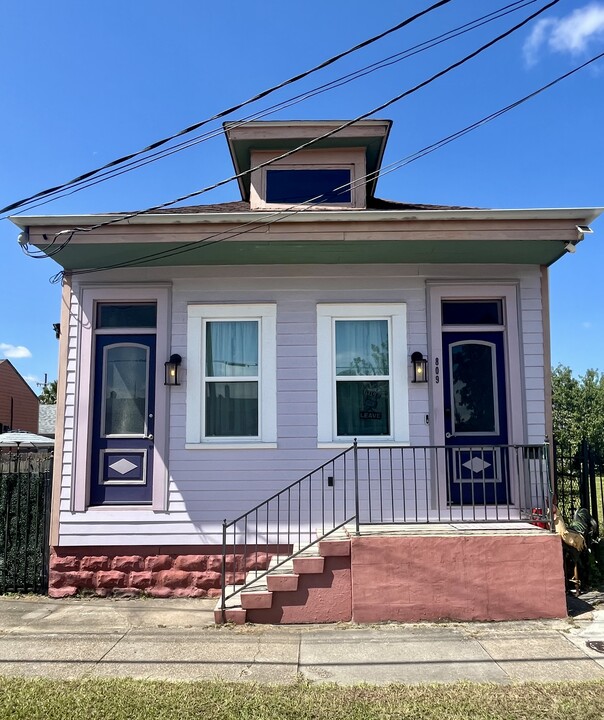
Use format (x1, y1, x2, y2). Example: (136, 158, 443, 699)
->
(351, 49, 604, 187)
(43, 39, 603, 283)
(1, 0, 454, 216)
(33, 0, 559, 252)
(5, 0, 539, 218)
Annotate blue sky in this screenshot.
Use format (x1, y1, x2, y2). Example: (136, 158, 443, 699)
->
(1, 0, 603, 389)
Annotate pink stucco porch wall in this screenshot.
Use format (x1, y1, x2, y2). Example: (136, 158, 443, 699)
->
(350, 534, 568, 623)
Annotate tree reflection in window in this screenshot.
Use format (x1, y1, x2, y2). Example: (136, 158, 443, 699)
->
(451, 342, 497, 434)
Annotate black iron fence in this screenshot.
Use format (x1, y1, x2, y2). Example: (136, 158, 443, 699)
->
(553, 439, 604, 531)
(221, 442, 552, 611)
(0, 451, 53, 594)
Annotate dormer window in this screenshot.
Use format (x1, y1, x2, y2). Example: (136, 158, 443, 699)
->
(224, 120, 391, 210)
(250, 148, 367, 210)
(265, 168, 352, 205)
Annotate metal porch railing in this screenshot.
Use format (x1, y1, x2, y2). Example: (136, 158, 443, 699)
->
(220, 442, 553, 612)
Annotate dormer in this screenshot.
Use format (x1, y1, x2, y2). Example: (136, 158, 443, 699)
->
(224, 120, 391, 210)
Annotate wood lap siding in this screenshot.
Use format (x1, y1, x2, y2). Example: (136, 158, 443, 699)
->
(520, 274, 546, 443)
(56, 264, 545, 546)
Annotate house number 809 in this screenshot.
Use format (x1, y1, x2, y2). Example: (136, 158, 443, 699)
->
(434, 358, 440, 384)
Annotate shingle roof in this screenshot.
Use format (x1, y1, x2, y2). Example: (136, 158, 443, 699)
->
(38, 404, 57, 436)
(140, 198, 477, 214)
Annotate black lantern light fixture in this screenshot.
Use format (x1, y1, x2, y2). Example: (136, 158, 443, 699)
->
(411, 351, 428, 383)
(164, 354, 182, 386)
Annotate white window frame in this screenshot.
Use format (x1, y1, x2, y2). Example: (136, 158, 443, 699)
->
(186, 304, 277, 448)
(317, 303, 409, 445)
(250, 148, 366, 210)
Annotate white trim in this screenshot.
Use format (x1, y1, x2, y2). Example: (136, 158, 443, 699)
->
(12, 207, 604, 228)
(428, 284, 523, 449)
(317, 303, 408, 444)
(317, 442, 411, 449)
(185, 443, 278, 450)
(250, 148, 366, 211)
(186, 304, 277, 445)
(73, 285, 171, 513)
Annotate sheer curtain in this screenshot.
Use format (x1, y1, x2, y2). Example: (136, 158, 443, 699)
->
(205, 321, 259, 437)
(335, 320, 388, 376)
(335, 320, 390, 436)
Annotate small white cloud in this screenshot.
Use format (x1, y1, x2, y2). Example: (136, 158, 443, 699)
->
(582, 321, 593, 329)
(524, 18, 556, 66)
(0, 343, 32, 359)
(23, 374, 41, 383)
(523, 3, 604, 65)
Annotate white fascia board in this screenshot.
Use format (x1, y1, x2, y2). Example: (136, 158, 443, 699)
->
(10, 206, 604, 229)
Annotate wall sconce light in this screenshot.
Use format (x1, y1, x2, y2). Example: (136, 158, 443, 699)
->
(164, 354, 182, 386)
(411, 351, 428, 383)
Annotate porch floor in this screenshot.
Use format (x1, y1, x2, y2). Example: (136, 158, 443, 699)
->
(350, 521, 549, 537)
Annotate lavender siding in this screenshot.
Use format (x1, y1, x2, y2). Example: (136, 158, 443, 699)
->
(56, 264, 546, 546)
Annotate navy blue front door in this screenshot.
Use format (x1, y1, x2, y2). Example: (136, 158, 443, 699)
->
(90, 334, 156, 505)
(442, 331, 509, 505)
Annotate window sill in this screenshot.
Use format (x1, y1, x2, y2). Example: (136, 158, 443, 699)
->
(185, 442, 278, 450)
(317, 441, 411, 449)
(80, 506, 164, 514)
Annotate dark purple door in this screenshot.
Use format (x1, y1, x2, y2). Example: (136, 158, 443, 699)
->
(90, 334, 156, 505)
(442, 331, 509, 505)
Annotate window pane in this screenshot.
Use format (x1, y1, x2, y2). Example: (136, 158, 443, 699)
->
(206, 321, 258, 377)
(335, 320, 389, 376)
(266, 169, 351, 204)
(442, 301, 503, 325)
(451, 343, 497, 433)
(104, 345, 148, 435)
(97, 303, 157, 328)
(336, 380, 390, 436)
(205, 382, 258, 437)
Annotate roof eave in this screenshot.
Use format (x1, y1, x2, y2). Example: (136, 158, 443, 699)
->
(10, 206, 604, 229)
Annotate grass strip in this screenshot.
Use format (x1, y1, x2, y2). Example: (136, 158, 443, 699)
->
(0, 678, 603, 720)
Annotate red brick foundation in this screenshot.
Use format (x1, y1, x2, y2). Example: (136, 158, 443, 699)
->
(48, 546, 275, 599)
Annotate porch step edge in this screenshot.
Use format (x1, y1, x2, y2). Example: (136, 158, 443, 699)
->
(240, 590, 273, 610)
(319, 538, 351, 557)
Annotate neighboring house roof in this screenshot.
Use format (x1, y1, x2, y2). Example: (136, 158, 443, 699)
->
(0, 359, 38, 402)
(0, 359, 40, 434)
(38, 404, 57, 437)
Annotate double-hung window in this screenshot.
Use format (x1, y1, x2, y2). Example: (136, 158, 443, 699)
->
(187, 305, 276, 447)
(317, 304, 409, 444)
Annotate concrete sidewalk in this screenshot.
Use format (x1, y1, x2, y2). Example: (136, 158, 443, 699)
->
(1, 595, 604, 684)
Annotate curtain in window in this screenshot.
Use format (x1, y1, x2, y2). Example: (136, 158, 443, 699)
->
(335, 320, 390, 436)
(335, 320, 388, 376)
(206, 321, 258, 377)
(205, 321, 259, 437)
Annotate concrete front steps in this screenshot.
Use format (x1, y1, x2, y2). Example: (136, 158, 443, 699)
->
(214, 529, 352, 625)
(215, 523, 569, 625)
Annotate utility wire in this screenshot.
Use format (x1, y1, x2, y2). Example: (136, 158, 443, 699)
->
(1, 0, 454, 216)
(42, 40, 603, 283)
(34, 0, 559, 251)
(350, 49, 604, 188)
(6, 0, 540, 219)
(5, 0, 539, 218)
